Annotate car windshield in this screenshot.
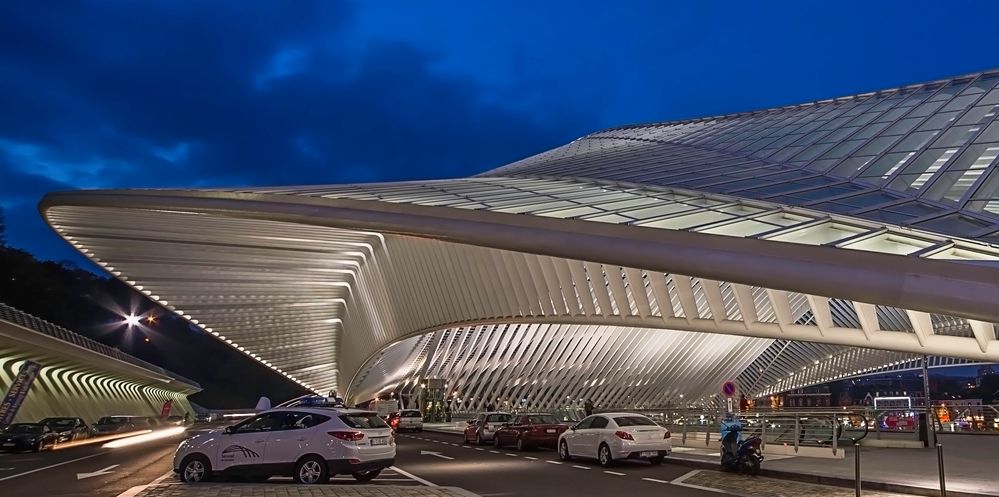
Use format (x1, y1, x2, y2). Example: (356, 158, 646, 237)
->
(42, 418, 76, 428)
(486, 414, 511, 422)
(614, 416, 657, 427)
(527, 415, 558, 424)
(4, 424, 43, 434)
(402, 411, 421, 418)
(339, 412, 389, 429)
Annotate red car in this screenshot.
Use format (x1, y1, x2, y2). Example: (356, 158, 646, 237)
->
(493, 413, 567, 450)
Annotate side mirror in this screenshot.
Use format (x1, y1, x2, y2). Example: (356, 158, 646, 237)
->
(570, 426, 577, 431)
(223, 426, 234, 434)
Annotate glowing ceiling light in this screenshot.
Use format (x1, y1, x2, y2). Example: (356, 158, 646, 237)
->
(123, 314, 141, 327)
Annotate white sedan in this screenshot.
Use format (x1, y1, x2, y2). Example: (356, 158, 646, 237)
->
(557, 412, 671, 467)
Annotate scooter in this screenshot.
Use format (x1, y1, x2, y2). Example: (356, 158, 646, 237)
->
(719, 417, 763, 475)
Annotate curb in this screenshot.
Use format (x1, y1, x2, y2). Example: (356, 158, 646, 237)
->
(665, 455, 997, 497)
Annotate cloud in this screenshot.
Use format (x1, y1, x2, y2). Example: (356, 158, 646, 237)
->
(0, 1, 596, 260)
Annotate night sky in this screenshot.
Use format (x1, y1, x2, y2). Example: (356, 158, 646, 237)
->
(4, 1, 999, 263)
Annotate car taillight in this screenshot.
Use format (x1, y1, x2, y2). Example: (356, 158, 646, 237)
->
(328, 431, 365, 441)
(664, 430, 671, 439)
(615, 431, 634, 441)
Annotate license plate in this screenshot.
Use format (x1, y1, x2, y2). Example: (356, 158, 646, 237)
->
(370, 437, 388, 446)
(640, 451, 659, 458)
(546, 429, 556, 433)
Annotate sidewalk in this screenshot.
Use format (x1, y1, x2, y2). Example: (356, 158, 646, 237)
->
(134, 483, 480, 497)
(423, 424, 999, 497)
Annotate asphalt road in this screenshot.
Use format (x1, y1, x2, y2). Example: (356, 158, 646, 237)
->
(0, 427, 732, 497)
(392, 430, 726, 497)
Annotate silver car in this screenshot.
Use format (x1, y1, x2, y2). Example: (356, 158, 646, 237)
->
(557, 413, 671, 467)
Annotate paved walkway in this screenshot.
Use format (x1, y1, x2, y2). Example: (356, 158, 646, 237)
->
(677, 469, 916, 497)
(134, 483, 479, 497)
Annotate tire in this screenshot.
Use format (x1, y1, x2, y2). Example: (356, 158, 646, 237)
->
(516, 436, 527, 452)
(743, 456, 761, 476)
(475, 433, 483, 446)
(293, 455, 329, 484)
(180, 454, 212, 483)
(558, 440, 572, 461)
(352, 469, 381, 482)
(649, 456, 664, 465)
(598, 443, 614, 468)
(494, 435, 502, 449)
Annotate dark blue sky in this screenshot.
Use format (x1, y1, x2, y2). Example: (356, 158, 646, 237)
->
(4, 1, 999, 262)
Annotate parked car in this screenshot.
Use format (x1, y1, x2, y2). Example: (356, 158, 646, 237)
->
(392, 410, 423, 432)
(493, 413, 567, 450)
(93, 415, 152, 434)
(0, 423, 58, 452)
(174, 407, 395, 484)
(39, 417, 90, 442)
(463, 412, 512, 445)
(165, 415, 186, 426)
(557, 413, 671, 467)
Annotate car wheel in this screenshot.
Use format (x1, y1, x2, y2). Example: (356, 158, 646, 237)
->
(180, 455, 212, 483)
(294, 455, 329, 484)
(598, 443, 614, 467)
(558, 440, 572, 461)
(649, 456, 664, 465)
(516, 436, 527, 452)
(475, 433, 483, 445)
(352, 469, 381, 482)
(494, 435, 502, 448)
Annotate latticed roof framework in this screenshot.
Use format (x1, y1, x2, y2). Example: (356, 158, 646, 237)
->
(40, 68, 999, 408)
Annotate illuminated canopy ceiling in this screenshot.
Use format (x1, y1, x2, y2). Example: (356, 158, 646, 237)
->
(41, 68, 999, 408)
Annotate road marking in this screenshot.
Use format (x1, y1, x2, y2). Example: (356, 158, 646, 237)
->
(571, 465, 590, 470)
(504, 453, 517, 457)
(642, 478, 669, 483)
(546, 460, 562, 465)
(670, 470, 729, 494)
(489, 450, 500, 453)
(115, 470, 175, 497)
(475, 448, 484, 451)
(461, 445, 471, 449)
(78, 463, 120, 480)
(420, 450, 454, 460)
(0, 451, 106, 482)
(391, 465, 438, 487)
(524, 456, 538, 460)
(150, 470, 175, 485)
(604, 470, 626, 476)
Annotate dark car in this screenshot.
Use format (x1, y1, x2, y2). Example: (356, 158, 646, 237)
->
(0, 423, 58, 452)
(493, 413, 568, 450)
(39, 417, 90, 442)
(93, 415, 151, 434)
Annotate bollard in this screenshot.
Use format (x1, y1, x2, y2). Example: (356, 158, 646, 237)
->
(794, 416, 800, 453)
(937, 443, 947, 497)
(682, 422, 688, 445)
(854, 443, 861, 497)
(832, 413, 838, 456)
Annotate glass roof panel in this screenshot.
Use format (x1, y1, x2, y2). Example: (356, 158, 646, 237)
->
(768, 222, 868, 245)
(841, 233, 934, 255)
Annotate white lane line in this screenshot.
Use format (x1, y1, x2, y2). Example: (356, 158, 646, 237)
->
(390, 465, 438, 487)
(642, 477, 669, 483)
(115, 470, 175, 497)
(475, 448, 484, 451)
(150, 470, 175, 485)
(461, 445, 472, 449)
(670, 470, 729, 494)
(604, 471, 626, 476)
(524, 456, 538, 460)
(0, 451, 107, 482)
(489, 450, 500, 453)
(571, 464, 590, 470)
(546, 460, 562, 465)
(504, 453, 517, 457)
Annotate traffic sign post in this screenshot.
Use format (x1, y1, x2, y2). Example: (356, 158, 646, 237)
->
(722, 381, 736, 414)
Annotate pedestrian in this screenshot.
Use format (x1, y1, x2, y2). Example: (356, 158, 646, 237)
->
(584, 399, 594, 416)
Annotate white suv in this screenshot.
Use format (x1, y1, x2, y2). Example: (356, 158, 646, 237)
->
(395, 410, 423, 432)
(174, 407, 395, 484)
(557, 413, 671, 467)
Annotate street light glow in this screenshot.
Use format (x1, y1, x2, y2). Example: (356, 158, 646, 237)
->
(123, 314, 141, 327)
